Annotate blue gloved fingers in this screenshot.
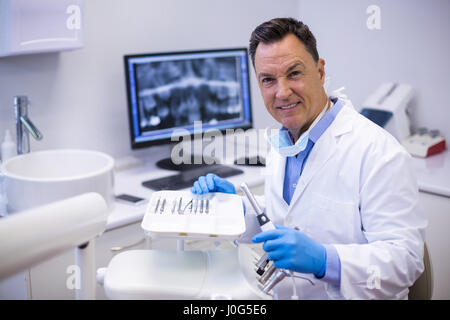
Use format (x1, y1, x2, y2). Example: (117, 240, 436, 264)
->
(266, 247, 287, 262)
(205, 173, 216, 190)
(272, 258, 296, 271)
(212, 175, 236, 194)
(198, 176, 210, 194)
(262, 236, 288, 253)
(192, 181, 204, 194)
(251, 229, 283, 244)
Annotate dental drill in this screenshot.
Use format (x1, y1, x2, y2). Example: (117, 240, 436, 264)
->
(240, 183, 287, 295)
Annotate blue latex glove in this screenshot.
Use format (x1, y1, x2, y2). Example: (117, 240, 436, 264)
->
(252, 225, 327, 277)
(190, 173, 236, 195)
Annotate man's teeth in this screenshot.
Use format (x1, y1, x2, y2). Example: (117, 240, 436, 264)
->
(280, 103, 297, 109)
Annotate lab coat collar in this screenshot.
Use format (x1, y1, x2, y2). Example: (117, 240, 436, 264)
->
(286, 99, 355, 211)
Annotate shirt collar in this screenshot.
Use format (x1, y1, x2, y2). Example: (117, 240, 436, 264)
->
(309, 97, 343, 142)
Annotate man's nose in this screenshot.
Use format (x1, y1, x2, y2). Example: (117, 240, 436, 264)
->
(275, 78, 292, 100)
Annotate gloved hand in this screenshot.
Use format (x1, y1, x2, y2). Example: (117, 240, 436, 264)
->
(190, 173, 236, 195)
(252, 225, 327, 277)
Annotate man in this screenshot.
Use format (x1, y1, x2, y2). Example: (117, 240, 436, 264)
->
(191, 18, 426, 299)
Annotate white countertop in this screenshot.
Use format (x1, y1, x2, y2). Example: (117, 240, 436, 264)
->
(410, 149, 450, 197)
(106, 160, 266, 231)
(106, 148, 450, 231)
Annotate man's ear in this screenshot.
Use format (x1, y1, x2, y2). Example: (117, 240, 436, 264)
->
(317, 58, 326, 85)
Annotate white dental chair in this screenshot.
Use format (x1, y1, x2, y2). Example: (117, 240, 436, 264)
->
(0, 193, 108, 299)
(97, 242, 271, 300)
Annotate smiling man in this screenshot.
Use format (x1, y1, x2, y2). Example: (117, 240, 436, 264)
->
(253, 32, 327, 142)
(191, 18, 427, 300)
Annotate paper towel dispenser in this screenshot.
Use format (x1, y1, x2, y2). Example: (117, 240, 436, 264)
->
(0, 0, 84, 57)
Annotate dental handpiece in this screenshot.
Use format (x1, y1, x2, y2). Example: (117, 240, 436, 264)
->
(240, 182, 286, 295)
(240, 183, 275, 232)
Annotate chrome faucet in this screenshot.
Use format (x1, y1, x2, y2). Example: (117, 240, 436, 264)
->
(14, 96, 43, 154)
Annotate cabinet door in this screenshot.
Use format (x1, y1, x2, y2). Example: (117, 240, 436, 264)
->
(418, 191, 450, 300)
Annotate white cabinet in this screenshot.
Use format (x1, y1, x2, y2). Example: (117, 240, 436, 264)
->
(418, 191, 450, 299)
(0, 0, 84, 57)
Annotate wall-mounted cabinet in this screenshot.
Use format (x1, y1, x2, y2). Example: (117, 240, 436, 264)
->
(0, 0, 84, 57)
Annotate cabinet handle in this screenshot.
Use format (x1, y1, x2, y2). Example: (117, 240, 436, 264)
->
(110, 237, 145, 252)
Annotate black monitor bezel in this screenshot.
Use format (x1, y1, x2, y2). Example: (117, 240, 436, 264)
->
(124, 47, 253, 150)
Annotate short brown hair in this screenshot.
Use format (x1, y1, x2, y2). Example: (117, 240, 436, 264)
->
(249, 17, 319, 66)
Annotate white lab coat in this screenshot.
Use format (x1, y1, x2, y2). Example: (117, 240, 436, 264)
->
(241, 98, 427, 300)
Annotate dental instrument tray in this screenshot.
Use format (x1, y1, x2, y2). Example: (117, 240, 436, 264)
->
(141, 190, 246, 240)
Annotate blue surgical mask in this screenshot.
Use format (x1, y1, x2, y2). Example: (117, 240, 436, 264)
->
(265, 128, 310, 157)
(265, 100, 329, 157)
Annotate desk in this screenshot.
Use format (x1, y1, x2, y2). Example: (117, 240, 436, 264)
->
(107, 161, 266, 231)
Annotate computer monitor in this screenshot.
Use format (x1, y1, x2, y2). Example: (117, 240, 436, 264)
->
(124, 48, 253, 170)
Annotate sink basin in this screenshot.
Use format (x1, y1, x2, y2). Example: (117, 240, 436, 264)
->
(1, 149, 115, 213)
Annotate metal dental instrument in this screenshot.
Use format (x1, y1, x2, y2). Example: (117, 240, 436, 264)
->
(178, 197, 183, 214)
(154, 197, 161, 213)
(159, 198, 166, 214)
(240, 183, 275, 232)
(182, 199, 193, 214)
(194, 198, 199, 214)
(171, 198, 177, 214)
(205, 199, 209, 214)
(255, 252, 270, 275)
(240, 182, 284, 295)
(200, 199, 204, 214)
(259, 263, 277, 285)
(261, 269, 286, 293)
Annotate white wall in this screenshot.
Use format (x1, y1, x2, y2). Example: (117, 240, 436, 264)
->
(298, 0, 450, 139)
(0, 0, 298, 159)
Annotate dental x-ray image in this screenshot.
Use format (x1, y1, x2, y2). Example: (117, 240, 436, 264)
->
(135, 56, 243, 133)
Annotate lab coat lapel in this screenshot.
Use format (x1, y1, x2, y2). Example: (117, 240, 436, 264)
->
(287, 106, 353, 211)
(268, 148, 289, 211)
(288, 132, 337, 210)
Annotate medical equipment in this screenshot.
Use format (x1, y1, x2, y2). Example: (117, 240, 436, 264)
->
(0, 193, 107, 299)
(99, 189, 271, 300)
(239, 182, 286, 294)
(141, 190, 245, 240)
(360, 82, 414, 141)
(98, 243, 272, 300)
(402, 128, 446, 158)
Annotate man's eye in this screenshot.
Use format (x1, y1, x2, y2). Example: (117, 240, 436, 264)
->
(261, 78, 273, 84)
(289, 71, 301, 78)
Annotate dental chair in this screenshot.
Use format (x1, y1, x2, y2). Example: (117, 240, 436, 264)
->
(98, 240, 433, 300)
(408, 243, 433, 300)
(0, 193, 108, 299)
(96, 241, 271, 300)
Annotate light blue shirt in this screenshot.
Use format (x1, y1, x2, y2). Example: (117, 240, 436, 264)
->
(282, 98, 343, 286)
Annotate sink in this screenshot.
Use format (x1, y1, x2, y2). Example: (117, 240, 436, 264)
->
(1, 149, 115, 213)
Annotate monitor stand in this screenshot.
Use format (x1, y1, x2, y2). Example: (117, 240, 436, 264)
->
(156, 155, 218, 171)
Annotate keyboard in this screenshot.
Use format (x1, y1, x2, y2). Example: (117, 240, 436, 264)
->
(142, 164, 244, 191)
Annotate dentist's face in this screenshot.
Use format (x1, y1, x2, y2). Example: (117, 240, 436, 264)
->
(254, 34, 327, 141)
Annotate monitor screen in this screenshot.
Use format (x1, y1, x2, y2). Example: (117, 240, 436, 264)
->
(124, 48, 253, 149)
